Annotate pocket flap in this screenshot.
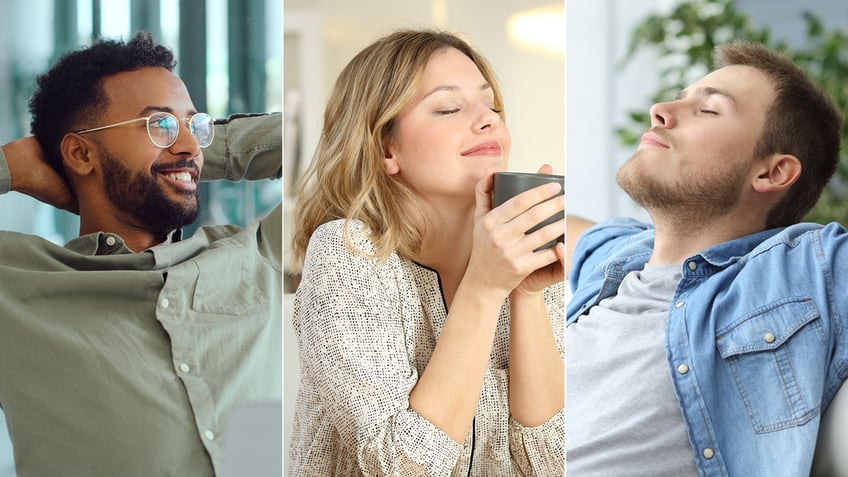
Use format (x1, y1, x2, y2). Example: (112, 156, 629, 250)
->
(716, 297, 819, 358)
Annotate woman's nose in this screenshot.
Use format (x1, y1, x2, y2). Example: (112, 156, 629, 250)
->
(474, 104, 501, 131)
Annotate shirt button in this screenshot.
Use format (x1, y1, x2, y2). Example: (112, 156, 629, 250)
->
(179, 363, 191, 373)
(687, 261, 697, 271)
(677, 364, 690, 374)
(204, 430, 215, 440)
(161, 298, 170, 309)
(703, 448, 715, 459)
(764, 332, 776, 344)
(675, 301, 686, 308)
(105, 236, 117, 246)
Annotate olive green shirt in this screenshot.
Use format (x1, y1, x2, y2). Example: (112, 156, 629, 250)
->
(0, 113, 282, 477)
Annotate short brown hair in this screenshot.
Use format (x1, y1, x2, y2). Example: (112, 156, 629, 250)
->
(290, 30, 504, 270)
(715, 40, 842, 228)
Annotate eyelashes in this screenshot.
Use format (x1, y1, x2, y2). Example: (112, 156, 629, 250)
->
(435, 107, 503, 116)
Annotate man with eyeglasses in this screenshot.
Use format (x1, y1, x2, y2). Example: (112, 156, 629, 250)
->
(0, 32, 281, 476)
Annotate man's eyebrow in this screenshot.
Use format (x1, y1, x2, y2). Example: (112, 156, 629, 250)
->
(674, 86, 737, 104)
(138, 105, 199, 117)
(422, 83, 493, 100)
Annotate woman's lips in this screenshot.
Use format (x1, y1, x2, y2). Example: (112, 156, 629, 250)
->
(461, 141, 502, 156)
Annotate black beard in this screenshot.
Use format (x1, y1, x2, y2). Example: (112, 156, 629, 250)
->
(99, 147, 201, 235)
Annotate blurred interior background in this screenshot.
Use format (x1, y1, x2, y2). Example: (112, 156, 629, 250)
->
(0, 1, 282, 475)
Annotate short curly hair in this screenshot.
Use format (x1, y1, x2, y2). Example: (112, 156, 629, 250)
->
(29, 31, 177, 183)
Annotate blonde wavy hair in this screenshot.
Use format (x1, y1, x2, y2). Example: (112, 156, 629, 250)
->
(290, 29, 505, 271)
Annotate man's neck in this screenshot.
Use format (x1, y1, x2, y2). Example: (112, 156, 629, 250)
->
(648, 209, 767, 264)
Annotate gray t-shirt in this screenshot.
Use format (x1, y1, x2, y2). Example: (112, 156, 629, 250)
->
(567, 263, 699, 476)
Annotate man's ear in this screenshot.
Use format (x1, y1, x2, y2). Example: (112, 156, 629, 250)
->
(752, 153, 801, 193)
(60, 134, 96, 176)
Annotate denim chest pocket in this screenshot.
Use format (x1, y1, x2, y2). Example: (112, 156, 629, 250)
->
(715, 296, 826, 433)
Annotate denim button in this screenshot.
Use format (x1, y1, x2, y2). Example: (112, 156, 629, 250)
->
(703, 448, 715, 459)
(687, 261, 697, 271)
(764, 332, 776, 343)
(675, 301, 686, 308)
(677, 364, 689, 374)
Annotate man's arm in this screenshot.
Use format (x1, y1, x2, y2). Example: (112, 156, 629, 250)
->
(201, 113, 282, 182)
(0, 137, 77, 213)
(567, 214, 596, 277)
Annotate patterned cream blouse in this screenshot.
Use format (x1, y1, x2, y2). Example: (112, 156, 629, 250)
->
(289, 219, 564, 476)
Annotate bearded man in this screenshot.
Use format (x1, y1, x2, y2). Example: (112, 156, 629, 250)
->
(0, 32, 281, 476)
(566, 40, 846, 477)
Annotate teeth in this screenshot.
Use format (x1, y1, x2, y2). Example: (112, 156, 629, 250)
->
(165, 172, 192, 182)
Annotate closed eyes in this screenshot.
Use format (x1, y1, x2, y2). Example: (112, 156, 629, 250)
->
(435, 106, 502, 116)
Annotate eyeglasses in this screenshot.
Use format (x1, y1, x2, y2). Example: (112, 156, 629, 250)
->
(74, 112, 215, 148)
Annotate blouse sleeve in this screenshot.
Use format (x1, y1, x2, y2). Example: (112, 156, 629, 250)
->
(508, 282, 566, 475)
(294, 220, 463, 476)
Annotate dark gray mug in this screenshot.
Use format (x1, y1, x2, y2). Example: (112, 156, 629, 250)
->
(493, 172, 564, 250)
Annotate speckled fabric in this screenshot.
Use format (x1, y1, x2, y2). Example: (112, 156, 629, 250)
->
(289, 219, 564, 476)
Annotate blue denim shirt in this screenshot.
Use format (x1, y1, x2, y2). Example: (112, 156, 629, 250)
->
(568, 218, 848, 477)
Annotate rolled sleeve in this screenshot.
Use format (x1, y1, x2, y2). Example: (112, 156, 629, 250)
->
(202, 113, 282, 182)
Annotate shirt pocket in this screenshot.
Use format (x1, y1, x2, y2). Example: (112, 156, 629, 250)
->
(715, 296, 826, 434)
(191, 247, 268, 316)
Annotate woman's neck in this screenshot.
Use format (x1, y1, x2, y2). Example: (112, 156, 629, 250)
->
(412, 201, 475, 308)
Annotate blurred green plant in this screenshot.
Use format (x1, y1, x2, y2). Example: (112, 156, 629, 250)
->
(617, 0, 848, 225)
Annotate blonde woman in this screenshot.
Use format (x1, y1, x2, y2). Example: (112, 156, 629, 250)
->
(289, 30, 564, 476)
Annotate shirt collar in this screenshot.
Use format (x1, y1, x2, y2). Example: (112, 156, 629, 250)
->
(64, 229, 183, 256)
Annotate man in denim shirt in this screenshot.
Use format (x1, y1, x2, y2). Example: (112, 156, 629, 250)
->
(567, 40, 847, 476)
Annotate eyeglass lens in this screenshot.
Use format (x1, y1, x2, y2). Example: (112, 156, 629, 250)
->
(147, 112, 214, 148)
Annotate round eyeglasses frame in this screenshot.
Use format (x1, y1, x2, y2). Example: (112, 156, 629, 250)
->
(74, 112, 215, 148)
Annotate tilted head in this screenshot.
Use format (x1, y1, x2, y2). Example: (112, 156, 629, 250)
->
(292, 29, 505, 268)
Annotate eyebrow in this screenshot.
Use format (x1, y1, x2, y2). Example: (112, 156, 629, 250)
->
(674, 86, 737, 105)
(422, 83, 493, 100)
(138, 105, 199, 117)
